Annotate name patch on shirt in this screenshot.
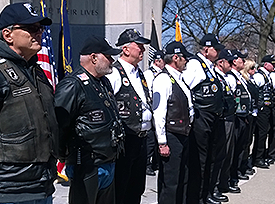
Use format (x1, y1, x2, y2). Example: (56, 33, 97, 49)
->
(12, 87, 32, 97)
(89, 110, 105, 122)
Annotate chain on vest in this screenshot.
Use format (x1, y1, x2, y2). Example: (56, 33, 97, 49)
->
(70, 71, 125, 165)
(113, 61, 152, 135)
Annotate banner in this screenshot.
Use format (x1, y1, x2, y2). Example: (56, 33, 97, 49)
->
(58, 0, 73, 80)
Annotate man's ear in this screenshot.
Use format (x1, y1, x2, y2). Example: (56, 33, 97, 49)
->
(89, 53, 97, 64)
(2, 28, 13, 44)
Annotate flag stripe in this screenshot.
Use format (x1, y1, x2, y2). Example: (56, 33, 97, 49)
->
(37, 0, 58, 89)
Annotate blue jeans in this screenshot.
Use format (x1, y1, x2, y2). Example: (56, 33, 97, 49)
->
(1, 195, 52, 204)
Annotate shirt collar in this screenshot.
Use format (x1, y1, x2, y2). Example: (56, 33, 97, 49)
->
(152, 64, 162, 73)
(197, 53, 213, 70)
(165, 64, 182, 81)
(259, 67, 270, 76)
(118, 58, 138, 74)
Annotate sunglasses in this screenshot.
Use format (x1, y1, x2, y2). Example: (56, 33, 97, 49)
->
(11, 25, 45, 34)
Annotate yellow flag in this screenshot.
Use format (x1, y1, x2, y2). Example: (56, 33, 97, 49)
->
(175, 15, 183, 43)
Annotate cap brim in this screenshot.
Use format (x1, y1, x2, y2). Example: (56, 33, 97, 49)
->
(19, 16, 52, 26)
(103, 48, 122, 55)
(134, 37, 151, 44)
(214, 44, 225, 50)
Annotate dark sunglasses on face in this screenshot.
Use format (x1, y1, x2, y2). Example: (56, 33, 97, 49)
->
(11, 25, 45, 34)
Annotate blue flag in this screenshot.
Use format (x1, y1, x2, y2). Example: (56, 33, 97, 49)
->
(58, 0, 73, 80)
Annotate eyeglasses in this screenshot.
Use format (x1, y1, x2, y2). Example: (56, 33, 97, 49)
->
(11, 25, 45, 34)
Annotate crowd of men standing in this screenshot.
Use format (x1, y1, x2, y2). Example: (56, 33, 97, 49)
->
(1, 2, 275, 204)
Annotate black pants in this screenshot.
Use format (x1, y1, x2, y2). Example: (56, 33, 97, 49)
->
(146, 129, 159, 169)
(158, 132, 189, 204)
(230, 116, 249, 184)
(115, 134, 147, 204)
(253, 106, 272, 162)
(187, 110, 226, 204)
(217, 116, 235, 192)
(239, 114, 257, 174)
(69, 161, 115, 204)
(267, 107, 275, 159)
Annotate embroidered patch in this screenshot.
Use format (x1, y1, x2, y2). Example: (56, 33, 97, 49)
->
(5, 68, 19, 81)
(142, 79, 148, 87)
(211, 84, 218, 92)
(0, 59, 6, 64)
(122, 77, 130, 86)
(77, 73, 89, 81)
(12, 87, 32, 97)
(89, 110, 104, 122)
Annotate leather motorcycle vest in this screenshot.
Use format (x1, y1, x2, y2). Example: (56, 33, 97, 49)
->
(113, 61, 152, 135)
(0, 59, 58, 163)
(191, 55, 223, 115)
(227, 71, 250, 117)
(257, 69, 273, 108)
(216, 71, 236, 117)
(161, 68, 191, 136)
(246, 80, 259, 111)
(69, 68, 125, 165)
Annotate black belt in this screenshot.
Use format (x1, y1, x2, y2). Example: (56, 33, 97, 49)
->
(137, 131, 148, 138)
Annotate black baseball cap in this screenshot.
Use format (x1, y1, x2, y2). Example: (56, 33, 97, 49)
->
(116, 28, 151, 46)
(0, 3, 52, 29)
(165, 41, 193, 58)
(261, 55, 275, 64)
(217, 49, 236, 61)
(231, 49, 248, 59)
(153, 50, 165, 60)
(80, 35, 122, 56)
(199, 33, 225, 50)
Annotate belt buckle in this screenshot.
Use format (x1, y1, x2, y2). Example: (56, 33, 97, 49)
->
(138, 131, 147, 138)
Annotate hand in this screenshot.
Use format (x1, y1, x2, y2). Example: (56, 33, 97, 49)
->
(159, 144, 170, 157)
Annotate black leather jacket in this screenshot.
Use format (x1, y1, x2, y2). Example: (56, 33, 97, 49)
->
(54, 66, 125, 166)
(0, 40, 57, 202)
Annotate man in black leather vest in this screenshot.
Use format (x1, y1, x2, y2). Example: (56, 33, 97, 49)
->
(182, 34, 226, 204)
(153, 41, 193, 204)
(0, 3, 58, 204)
(106, 28, 152, 204)
(225, 49, 250, 193)
(214, 49, 237, 201)
(253, 55, 275, 168)
(54, 35, 124, 204)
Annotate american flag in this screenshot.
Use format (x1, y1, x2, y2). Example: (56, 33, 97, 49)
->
(37, 0, 58, 89)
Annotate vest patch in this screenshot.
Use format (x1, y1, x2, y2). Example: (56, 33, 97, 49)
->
(77, 73, 89, 81)
(5, 68, 19, 81)
(89, 110, 105, 122)
(122, 77, 130, 86)
(12, 87, 32, 97)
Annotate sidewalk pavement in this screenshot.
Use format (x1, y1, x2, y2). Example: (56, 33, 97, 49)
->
(53, 164, 275, 204)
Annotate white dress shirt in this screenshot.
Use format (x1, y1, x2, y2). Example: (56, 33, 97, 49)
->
(253, 67, 271, 88)
(144, 64, 162, 96)
(270, 72, 275, 89)
(182, 53, 216, 89)
(106, 58, 152, 131)
(153, 64, 194, 144)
